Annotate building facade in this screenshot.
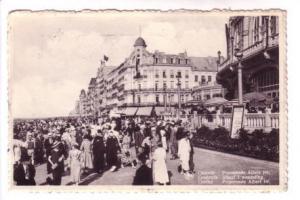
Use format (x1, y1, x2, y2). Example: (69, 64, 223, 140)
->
(74, 37, 220, 116)
(192, 82, 226, 101)
(217, 16, 279, 100)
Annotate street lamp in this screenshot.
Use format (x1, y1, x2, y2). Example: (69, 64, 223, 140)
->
(163, 85, 167, 112)
(234, 47, 244, 105)
(217, 50, 221, 72)
(176, 73, 182, 118)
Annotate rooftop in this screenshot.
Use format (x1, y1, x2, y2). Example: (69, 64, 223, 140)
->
(190, 56, 219, 72)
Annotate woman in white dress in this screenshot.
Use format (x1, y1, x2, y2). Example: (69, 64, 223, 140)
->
(69, 143, 82, 185)
(80, 135, 93, 173)
(178, 135, 191, 175)
(152, 142, 169, 185)
(13, 137, 27, 164)
(160, 128, 168, 151)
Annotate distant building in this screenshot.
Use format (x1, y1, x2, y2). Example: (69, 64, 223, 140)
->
(217, 16, 279, 100)
(78, 89, 88, 116)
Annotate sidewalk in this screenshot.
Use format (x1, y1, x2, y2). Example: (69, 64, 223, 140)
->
(34, 147, 279, 185)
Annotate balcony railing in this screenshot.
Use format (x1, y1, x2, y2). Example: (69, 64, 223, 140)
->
(124, 88, 192, 93)
(219, 34, 279, 72)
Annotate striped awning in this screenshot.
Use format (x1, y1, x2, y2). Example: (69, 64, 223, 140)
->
(136, 107, 153, 116)
(122, 107, 138, 116)
(155, 107, 167, 116)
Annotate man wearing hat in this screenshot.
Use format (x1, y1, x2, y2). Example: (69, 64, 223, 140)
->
(14, 153, 36, 185)
(169, 121, 178, 160)
(44, 132, 54, 174)
(132, 153, 153, 185)
(92, 130, 105, 173)
(48, 139, 65, 185)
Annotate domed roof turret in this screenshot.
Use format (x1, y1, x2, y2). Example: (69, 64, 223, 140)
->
(80, 89, 86, 97)
(134, 37, 147, 47)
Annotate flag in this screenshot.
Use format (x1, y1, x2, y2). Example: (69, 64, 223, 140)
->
(103, 55, 109, 61)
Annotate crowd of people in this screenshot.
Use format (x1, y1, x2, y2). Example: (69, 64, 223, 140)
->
(12, 117, 195, 186)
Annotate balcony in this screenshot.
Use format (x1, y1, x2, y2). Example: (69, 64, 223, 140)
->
(124, 88, 192, 94)
(219, 34, 279, 73)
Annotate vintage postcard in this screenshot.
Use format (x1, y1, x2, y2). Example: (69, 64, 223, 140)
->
(8, 10, 287, 192)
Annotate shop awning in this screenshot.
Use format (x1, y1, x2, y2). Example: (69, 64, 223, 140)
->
(109, 111, 124, 118)
(204, 97, 228, 106)
(136, 107, 153, 116)
(243, 92, 267, 102)
(122, 107, 138, 116)
(155, 107, 167, 116)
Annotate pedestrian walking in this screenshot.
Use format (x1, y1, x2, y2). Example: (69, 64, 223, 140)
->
(44, 132, 54, 174)
(132, 153, 153, 185)
(34, 133, 44, 165)
(169, 122, 178, 159)
(178, 133, 192, 177)
(106, 128, 121, 172)
(14, 153, 36, 185)
(92, 130, 105, 173)
(80, 135, 93, 173)
(48, 141, 65, 185)
(26, 132, 35, 165)
(69, 143, 82, 185)
(152, 142, 169, 185)
(121, 130, 135, 168)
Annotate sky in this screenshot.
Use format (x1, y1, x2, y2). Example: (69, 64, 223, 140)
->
(10, 11, 229, 118)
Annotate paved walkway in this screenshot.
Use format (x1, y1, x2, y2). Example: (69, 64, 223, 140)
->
(34, 148, 279, 185)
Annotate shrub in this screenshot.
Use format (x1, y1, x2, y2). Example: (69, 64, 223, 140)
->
(192, 127, 279, 162)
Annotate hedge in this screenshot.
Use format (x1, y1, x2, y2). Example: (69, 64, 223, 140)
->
(192, 126, 279, 162)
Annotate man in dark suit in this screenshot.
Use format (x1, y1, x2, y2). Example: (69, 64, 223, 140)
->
(14, 153, 36, 185)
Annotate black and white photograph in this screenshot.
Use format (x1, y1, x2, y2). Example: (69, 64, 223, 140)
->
(9, 10, 286, 190)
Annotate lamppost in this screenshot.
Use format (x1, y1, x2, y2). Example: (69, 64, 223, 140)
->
(163, 85, 167, 112)
(234, 47, 244, 105)
(176, 73, 182, 118)
(217, 50, 221, 72)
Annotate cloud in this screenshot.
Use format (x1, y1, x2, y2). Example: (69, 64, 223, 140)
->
(10, 12, 228, 118)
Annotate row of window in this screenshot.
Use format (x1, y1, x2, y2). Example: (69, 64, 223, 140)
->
(154, 69, 188, 79)
(194, 75, 212, 82)
(135, 94, 190, 104)
(154, 57, 189, 65)
(193, 93, 223, 101)
(134, 76, 213, 90)
(137, 69, 213, 82)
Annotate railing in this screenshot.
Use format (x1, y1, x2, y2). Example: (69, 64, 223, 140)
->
(218, 35, 278, 73)
(270, 113, 279, 129)
(164, 112, 279, 132)
(244, 113, 266, 130)
(124, 88, 192, 94)
(242, 40, 266, 59)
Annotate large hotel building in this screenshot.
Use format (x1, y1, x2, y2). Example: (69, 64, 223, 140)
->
(72, 37, 223, 117)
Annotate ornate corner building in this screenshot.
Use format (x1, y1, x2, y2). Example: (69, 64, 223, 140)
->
(217, 16, 279, 100)
(74, 37, 223, 116)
